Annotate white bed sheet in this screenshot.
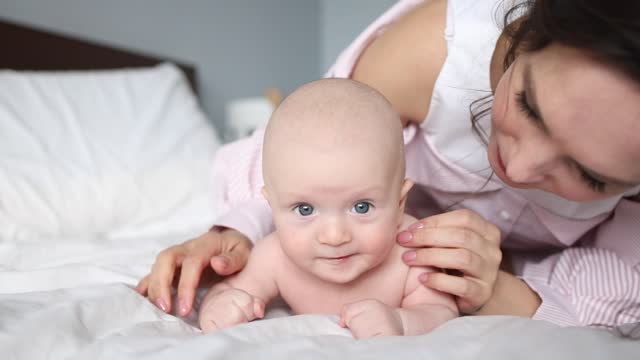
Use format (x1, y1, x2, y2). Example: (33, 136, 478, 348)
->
(1, 232, 638, 360)
(1, 63, 637, 359)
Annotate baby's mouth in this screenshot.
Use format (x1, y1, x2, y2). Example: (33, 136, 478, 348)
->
(322, 254, 354, 263)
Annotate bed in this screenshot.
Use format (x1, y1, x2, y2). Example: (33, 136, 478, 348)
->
(0, 18, 637, 360)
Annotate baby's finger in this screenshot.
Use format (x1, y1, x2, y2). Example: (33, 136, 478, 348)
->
(253, 298, 266, 319)
(340, 301, 370, 328)
(403, 248, 484, 277)
(231, 292, 261, 322)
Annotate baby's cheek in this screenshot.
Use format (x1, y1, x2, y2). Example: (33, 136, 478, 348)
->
(280, 233, 315, 266)
(360, 230, 396, 258)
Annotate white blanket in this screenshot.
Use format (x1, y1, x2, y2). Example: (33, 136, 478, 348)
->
(1, 233, 638, 360)
(1, 64, 638, 359)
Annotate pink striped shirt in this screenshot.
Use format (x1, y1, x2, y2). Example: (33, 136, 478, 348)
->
(211, 0, 640, 334)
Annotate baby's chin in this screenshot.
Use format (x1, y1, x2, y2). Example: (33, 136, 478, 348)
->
(306, 256, 376, 284)
(311, 270, 363, 284)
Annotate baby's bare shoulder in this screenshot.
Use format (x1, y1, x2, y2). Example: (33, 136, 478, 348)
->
(248, 232, 285, 265)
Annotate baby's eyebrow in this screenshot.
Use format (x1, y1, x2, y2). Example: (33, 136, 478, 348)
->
(280, 186, 387, 200)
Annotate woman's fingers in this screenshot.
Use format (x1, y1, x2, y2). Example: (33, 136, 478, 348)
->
(399, 209, 501, 247)
(400, 225, 488, 256)
(135, 274, 150, 295)
(147, 246, 186, 313)
(211, 244, 251, 275)
(397, 209, 503, 313)
(176, 255, 211, 316)
(404, 247, 485, 277)
(421, 271, 488, 313)
(139, 229, 253, 316)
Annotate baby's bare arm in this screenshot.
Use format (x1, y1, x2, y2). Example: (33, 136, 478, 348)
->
(397, 266, 459, 335)
(198, 234, 281, 332)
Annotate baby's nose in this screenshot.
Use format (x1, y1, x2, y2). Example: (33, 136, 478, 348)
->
(317, 219, 351, 246)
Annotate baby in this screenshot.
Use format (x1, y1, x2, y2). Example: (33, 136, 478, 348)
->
(198, 78, 458, 338)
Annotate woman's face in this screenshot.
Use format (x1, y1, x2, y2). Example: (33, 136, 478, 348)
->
(489, 43, 640, 201)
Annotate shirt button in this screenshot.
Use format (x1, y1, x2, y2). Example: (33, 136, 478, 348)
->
(499, 210, 511, 221)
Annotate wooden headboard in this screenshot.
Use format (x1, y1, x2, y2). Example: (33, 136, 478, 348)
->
(0, 17, 198, 93)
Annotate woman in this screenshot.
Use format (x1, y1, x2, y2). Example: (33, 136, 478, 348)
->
(137, 0, 640, 331)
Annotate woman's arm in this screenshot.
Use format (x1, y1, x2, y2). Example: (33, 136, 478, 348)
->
(475, 270, 541, 317)
(210, 128, 274, 242)
(531, 198, 640, 328)
(511, 198, 640, 328)
(400, 202, 640, 328)
(351, 0, 448, 126)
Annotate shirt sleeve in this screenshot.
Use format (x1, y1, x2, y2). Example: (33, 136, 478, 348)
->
(209, 128, 275, 242)
(517, 199, 640, 334)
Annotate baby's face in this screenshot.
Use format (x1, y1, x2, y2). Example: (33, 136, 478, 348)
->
(263, 141, 409, 284)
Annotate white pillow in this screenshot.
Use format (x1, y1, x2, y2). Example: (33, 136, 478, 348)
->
(0, 63, 221, 241)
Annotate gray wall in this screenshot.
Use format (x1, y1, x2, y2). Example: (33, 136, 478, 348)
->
(320, 0, 396, 72)
(0, 0, 398, 135)
(0, 0, 321, 135)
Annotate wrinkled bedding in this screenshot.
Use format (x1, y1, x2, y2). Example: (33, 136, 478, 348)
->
(1, 64, 637, 360)
(1, 233, 637, 360)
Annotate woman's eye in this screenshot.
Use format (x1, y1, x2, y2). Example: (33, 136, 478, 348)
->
(352, 201, 372, 214)
(515, 91, 540, 122)
(579, 170, 606, 193)
(294, 203, 314, 216)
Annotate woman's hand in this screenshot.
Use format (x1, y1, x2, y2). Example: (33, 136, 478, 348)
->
(136, 228, 252, 316)
(397, 209, 502, 314)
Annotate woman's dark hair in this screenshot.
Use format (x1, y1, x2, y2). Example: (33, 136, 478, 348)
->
(470, 0, 640, 144)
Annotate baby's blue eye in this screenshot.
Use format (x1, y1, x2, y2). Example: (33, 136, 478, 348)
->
(295, 203, 314, 216)
(353, 202, 371, 214)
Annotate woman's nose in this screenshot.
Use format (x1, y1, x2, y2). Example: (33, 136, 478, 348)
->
(505, 141, 558, 185)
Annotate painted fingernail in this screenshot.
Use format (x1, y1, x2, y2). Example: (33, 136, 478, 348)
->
(156, 298, 168, 313)
(397, 231, 413, 244)
(179, 299, 188, 316)
(409, 222, 424, 231)
(402, 251, 417, 262)
(419, 272, 429, 283)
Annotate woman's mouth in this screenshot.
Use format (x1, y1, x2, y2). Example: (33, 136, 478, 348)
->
(491, 141, 514, 185)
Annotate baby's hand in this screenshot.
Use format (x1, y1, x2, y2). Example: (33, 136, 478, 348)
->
(339, 299, 403, 339)
(198, 288, 265, 333)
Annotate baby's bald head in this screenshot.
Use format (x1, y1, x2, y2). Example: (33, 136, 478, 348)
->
(262, 78, 405, 189)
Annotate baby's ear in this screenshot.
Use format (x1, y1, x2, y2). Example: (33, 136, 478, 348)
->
(396, 179, 413, 227)
(398, 178, 414, 213)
